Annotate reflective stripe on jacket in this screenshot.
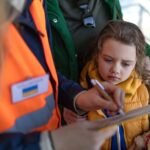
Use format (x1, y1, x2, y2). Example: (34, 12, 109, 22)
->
(0, 0, 60, 133)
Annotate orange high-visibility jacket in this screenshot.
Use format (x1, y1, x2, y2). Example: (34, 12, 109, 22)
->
(0, 0, 60, 133)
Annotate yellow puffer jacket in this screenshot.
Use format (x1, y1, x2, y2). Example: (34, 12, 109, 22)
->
(80, 60, 149, 150)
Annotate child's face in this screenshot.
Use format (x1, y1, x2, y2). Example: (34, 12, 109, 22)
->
(97, 38, 136, 85)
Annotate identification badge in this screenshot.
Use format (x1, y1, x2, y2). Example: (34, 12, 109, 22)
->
(11, 74, 49, 103)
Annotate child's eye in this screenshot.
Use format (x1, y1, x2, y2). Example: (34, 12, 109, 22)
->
(104, 58, 112, 63)
(122, 62, 130, 67)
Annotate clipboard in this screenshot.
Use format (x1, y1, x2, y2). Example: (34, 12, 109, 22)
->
(96, 105, 150, 129)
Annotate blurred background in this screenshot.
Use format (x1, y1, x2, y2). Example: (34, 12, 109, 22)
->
(120, 0, 150, 44)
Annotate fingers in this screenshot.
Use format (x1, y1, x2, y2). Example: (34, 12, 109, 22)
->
(93, 97, 118, 111)
(113, 88, 125, 108)
(76, 87, 118, 112)
(101, 82, 125, 110)
(75, 120, 117, 138)
(98, 126, 117, 139)
(75, 84, 125, 112)
(82, 120, 117, 149)
(120, 90, 125, 109)
(93, 126, 118, 150)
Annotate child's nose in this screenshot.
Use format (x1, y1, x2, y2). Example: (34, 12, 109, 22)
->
(110, 64, 120, 74)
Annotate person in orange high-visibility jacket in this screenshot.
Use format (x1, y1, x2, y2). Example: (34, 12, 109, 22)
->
(0, 0, 125, 149)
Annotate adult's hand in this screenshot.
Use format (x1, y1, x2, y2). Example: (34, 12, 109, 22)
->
(52, 120, 117, 150)
(63, 107, 87, 124)
(75, 82, 124, 112)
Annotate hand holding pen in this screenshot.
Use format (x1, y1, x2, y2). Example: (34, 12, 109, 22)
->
(75, 79, 125, 113)
(91, 79, 125, 115)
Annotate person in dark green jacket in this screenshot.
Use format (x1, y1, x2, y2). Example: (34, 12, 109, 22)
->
(46, 0, 124, 125)
(47, 0, 123, 81)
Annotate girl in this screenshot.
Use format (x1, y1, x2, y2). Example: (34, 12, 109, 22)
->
(0, 1, 120, 150)
(80, 20, 150, 150)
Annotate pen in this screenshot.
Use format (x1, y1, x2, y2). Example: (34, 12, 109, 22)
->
(91, 79, 124, 115)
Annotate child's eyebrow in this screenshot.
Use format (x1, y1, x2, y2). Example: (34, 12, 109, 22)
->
(101, 54, 112, 58)
(122, 60, 135, 63)
(102, 54, 135, 63)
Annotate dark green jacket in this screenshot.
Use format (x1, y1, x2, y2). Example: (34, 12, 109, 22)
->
(146, 43, 150, 56)
(47, 0, 78, 81)
(46, 0, 122, 81)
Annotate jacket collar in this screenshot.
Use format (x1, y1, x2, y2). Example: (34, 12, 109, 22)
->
(13, 0, 40, 35)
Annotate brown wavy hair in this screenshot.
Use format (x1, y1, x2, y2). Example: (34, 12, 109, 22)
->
(95, 20, 149, 82)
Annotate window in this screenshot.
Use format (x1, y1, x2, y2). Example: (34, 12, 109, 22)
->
(120, 0, 150, 44)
